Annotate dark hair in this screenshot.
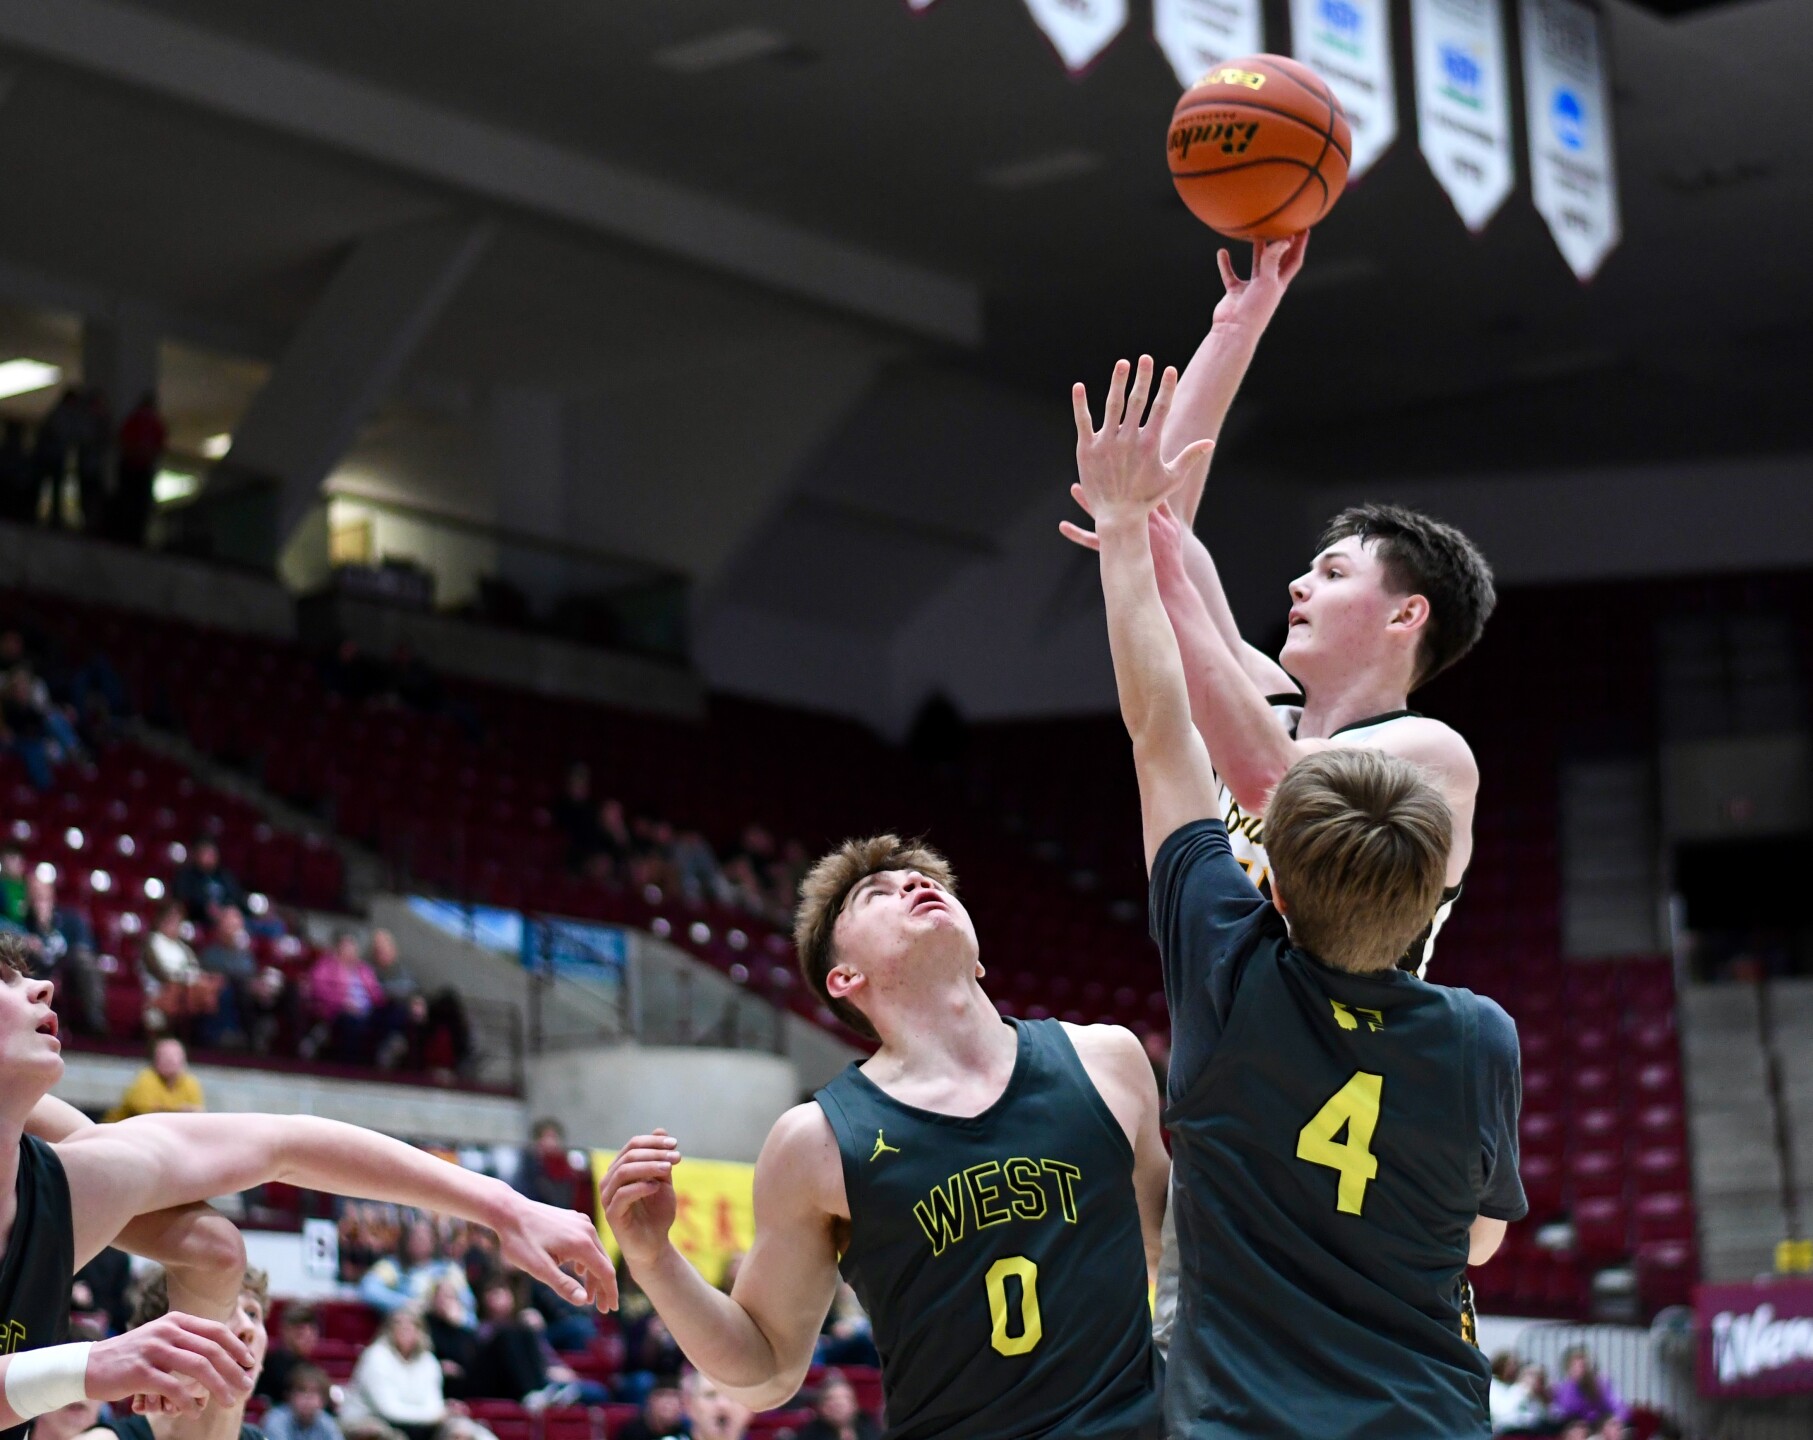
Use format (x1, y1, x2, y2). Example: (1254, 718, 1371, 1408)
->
(531, 1117, 565, 1142)
(793, 835, 958, 1041)
(287, 1364, 331, 1399)
(1318, 504, 1495, 687)
(283, 1303, 318, 1330)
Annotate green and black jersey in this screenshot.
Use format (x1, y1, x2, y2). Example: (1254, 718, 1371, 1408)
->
(815, 1018, 1161, 1440)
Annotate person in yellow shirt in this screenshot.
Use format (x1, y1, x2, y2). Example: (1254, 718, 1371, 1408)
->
(106, 1036, 205, 1121)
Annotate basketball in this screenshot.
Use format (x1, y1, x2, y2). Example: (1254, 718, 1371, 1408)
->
(1167, 55, 1352, 241)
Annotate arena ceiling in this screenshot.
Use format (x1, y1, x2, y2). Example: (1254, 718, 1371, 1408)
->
(0, 0, 1805, 722)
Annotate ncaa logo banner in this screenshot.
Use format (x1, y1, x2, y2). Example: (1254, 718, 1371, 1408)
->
(1289, 0, 1397, 179)
(1023, 0, 1128, 75)
(1154, 0, 1266, 90)
(1411, 0, 1514, 232)
(1520, 0, 1621, 279)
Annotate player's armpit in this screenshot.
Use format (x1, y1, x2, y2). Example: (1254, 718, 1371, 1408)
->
(1468, 1216, 1507, 1266)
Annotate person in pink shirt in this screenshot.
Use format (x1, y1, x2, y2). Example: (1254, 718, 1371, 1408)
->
(113, 391, 167, 546)
(303, 932, 386, 1062)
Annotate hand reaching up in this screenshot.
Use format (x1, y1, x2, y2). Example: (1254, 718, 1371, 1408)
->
(1212, 232, 1308, 334)
(1070, 356, 1214, 533)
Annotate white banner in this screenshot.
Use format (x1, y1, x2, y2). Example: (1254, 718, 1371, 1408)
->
(1154, 0, 1265, 89)
(1289, 0, 1397, 178)
(1412, 0, 1514, 231)
(1520, 0, 1621, 279)
(1023, 0, 1128, 75)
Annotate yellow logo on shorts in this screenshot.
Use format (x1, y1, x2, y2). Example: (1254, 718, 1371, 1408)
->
(1202, 66, 1266, 91)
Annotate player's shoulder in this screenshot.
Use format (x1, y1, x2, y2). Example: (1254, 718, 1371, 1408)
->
(1060, 1022, 1157, 1107)
(1365, 715, 1478, 787)
(1454, 988, 1520, 1068)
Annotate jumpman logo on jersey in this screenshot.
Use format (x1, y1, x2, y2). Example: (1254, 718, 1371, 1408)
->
(1330, 999, 1384, 1033)
(870, 1129, 902, 1162)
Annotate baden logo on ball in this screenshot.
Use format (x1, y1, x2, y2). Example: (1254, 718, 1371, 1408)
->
(1167, 54, 1353, 241)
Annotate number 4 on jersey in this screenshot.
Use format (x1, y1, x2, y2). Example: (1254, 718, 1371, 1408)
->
(1296, 1071, 1383, 1215)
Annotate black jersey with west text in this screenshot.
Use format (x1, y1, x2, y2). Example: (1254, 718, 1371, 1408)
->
(1153, 820, 1524, 1440)
(814, 1018, 1161, 1440)
(0, 1136, 75, 1440)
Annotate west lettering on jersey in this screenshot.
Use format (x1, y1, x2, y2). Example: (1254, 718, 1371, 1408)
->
(913, 1155, 1084, 1255)
(0, 1320, 25, 1355)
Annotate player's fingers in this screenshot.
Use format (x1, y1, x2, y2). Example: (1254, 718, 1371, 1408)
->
(165, 1329, 255, 1405)
(604, 1159, 677, 1190)
(612, 1144, 683, 1169)
(1104, 359, 1131, 430)
(1216, 248, 1236, 291)
(1057, 521, 1101, 551)
(168, 1315, 255, 1370)
(1125, 356, 1155, 430)
(139, 1371, 206, 1418)
(1286, 230, 1309, 278)
(1071, 382, 1094, 442)
(1144, 365, 1180, 435)
(606, 1180, 666, 1211)
(1172, 438, 1216, 484)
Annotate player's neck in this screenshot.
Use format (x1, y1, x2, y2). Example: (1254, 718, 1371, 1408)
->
(868, 980, 1014, 1082)
(151, 1402, 248, 1440)
(1294, 667, 1411, 741)
(0, 1112, 23, 1254)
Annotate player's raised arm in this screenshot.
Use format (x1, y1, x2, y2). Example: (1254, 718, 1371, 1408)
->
(1160, 233, 1307, 525)
(601, 1115, 842, 1413)
(1074, 356, 1218, 869)
(52, 1113, 617, 1311)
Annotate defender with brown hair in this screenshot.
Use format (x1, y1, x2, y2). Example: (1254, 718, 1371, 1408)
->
(1076, 355, 1524, 1439)
(601, 833, 1168, 1439)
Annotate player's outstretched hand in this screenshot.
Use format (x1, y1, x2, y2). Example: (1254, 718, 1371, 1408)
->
(1070, 357, 1213, 531)
(85, 1313, 256, 1417)
(600, 1130, 682, 1272)
(1213, 232, 1308, 333)
(495, 1194, 620, 1314)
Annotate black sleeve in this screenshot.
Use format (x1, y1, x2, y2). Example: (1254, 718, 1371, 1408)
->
(1149, 819, 1282, 1096)
(1474, 996, 1527, 1222)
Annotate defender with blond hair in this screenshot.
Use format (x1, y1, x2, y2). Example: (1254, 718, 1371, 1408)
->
(1076, 355, 1524, 1439)
(600, 834, 1168, 1440)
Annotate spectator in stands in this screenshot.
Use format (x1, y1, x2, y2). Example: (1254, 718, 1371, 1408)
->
(113, 391, 166, 546)
(1489, 1353, 1552, 1434)
(670, 829, 725, 906)
(614, 1384, 685, 1440)
(629, 818, 680, 896)
(71, 1245, 132, 1335)
(105, 1036, 205, 1121)
(525, 1274, 598, 1356)
(174, 836, 248, 925)
(513, 1118, 580, 1211)
(1554, 1348, 1629, 1430)
(583, 798, 634, 884)
(2, 664, 66, 790)
(618, 1314, 685, 1406)
(262, 1364, 344, 1440)
(680, 1368, 750, 1440)
(793, 1370, 879, 1440)
(466, 1274, 606, 1407)
(0, 419, 32, 523)
(426, 1276, 480, 1399)
(200, 903, 287, 1049)
(815, 1283, 879, 1369)
(31, 387, 84, 526)
(343, 1305, 458, 1440)
(139, 901, 222, 1036)
(362, 1218, 477, 1326)
(305, 931, 387, 1062)
(12, 870, 107, 1035)
(552, 764, 600, 872)
(259, 1303, 323, 1403)
(369, 927, 429, 1069)
(1596, 1419, 1628, 1440)
(0, 846, 26, 923)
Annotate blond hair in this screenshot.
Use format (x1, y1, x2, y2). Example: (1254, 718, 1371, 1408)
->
(130, 1266, 270, 1331)
(793, 835, 958, 1040)
(1265, 749, 1451, 973)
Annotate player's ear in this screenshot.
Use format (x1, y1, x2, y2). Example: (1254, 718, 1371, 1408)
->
(1390, 593, 1431, 635)
(825, 964, 866, 1003)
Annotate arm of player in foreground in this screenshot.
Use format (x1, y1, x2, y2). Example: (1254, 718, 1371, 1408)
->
(52, 1113, 616, 1311)
(601, 1117, 842, 1413)
(0, 1313, 255, 1430)
(27, 1095, 248, 1324)
(1071, 356, 1219, 870)
(1159, 234, 1307, 525)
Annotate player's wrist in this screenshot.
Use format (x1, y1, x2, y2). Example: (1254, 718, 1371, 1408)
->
(5, 1341, 94, 1417)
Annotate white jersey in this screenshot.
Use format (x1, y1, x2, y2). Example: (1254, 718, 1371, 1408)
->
(1214, 695, 1462, 978)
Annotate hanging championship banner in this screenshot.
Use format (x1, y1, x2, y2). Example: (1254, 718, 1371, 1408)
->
(1023, 0, 1127, 75)
(1520, 0, 1621, 279)
(1154, 0, 1265, 89)
(1411, 0, 1514, 231)
(1289, 0, 1397, 178)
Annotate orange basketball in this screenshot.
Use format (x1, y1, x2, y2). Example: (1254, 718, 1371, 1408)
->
(1167, 55, 1352, 241)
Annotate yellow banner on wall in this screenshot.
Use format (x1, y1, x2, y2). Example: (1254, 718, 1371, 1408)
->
(590, 1150, 756, 1290)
